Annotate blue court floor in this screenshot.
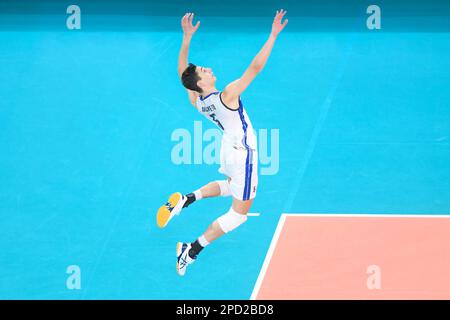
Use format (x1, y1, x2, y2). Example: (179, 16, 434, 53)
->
(1, 10, 449, 299)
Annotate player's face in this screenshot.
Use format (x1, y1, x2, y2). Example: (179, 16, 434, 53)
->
(197, 66, 216, 87)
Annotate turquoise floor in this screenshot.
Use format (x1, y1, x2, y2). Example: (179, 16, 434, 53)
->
(0, 12, 449, 299)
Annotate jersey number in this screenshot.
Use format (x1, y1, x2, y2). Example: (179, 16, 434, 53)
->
(209, 113, 224, 130)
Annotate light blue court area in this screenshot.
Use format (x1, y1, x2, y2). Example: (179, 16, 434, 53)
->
(1, 3, 450, 299)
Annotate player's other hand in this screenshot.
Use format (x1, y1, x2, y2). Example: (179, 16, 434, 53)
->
(271, 9, 288, 37)
(181, 12, 200, 37)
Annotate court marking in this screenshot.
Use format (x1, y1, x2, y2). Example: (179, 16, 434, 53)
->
(247, 212, 260, 217)
(250, 214, 287, 300)
(283, 213, 450, 218)
(250, 213, 450, 300)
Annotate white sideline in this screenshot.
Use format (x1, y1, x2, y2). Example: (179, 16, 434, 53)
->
(247, 212, 260, 217)
(250, 214, 287, 300)
(282, 213, 450, 218)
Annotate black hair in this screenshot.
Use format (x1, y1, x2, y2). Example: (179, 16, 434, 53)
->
(181, 63, 202, 93)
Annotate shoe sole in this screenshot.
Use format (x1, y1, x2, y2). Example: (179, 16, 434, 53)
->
(156, 192, 182, 228)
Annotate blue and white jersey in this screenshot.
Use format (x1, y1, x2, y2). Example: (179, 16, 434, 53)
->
(195, 91, 257, 150)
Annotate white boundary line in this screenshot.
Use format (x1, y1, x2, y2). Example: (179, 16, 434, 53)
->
(282, 213, 450, 218)
(247, 212, 260, 217)
(250, 214, 287, 300)
(250, 212, 450, 300)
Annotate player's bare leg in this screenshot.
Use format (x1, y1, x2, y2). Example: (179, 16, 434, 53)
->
(202, 197, 253, 242)
(176, 196, 253, 276)
(196, 177, 232, 198)
(156, 178, 231, 228)
(198, 180, 222, 198)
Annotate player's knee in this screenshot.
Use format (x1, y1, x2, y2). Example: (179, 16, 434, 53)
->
(216, 180, 231, 197)
(217, 207, 247, 233)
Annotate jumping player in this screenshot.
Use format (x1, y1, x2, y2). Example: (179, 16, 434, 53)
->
(157, 10, 288, 276)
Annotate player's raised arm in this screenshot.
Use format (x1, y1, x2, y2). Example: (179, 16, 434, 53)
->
(178, 13, 200, 77)
(222, 9, 288, 107)
(178, 13, 201, 106)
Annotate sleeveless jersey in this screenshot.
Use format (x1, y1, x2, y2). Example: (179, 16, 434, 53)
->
(195, 91, 257, 150)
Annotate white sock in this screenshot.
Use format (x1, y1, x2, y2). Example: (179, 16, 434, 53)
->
(198, 235, 209, 247)
(193, 189, 203, 201)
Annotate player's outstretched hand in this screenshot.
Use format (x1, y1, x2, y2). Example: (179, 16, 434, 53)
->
(181, 12, 200, 37)
(271, 9, 288, 37)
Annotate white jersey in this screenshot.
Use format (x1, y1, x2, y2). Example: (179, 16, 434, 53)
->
(195, 91, 257, 150)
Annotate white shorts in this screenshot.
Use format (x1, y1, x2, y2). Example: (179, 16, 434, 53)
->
(218, 142, 258, 201)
